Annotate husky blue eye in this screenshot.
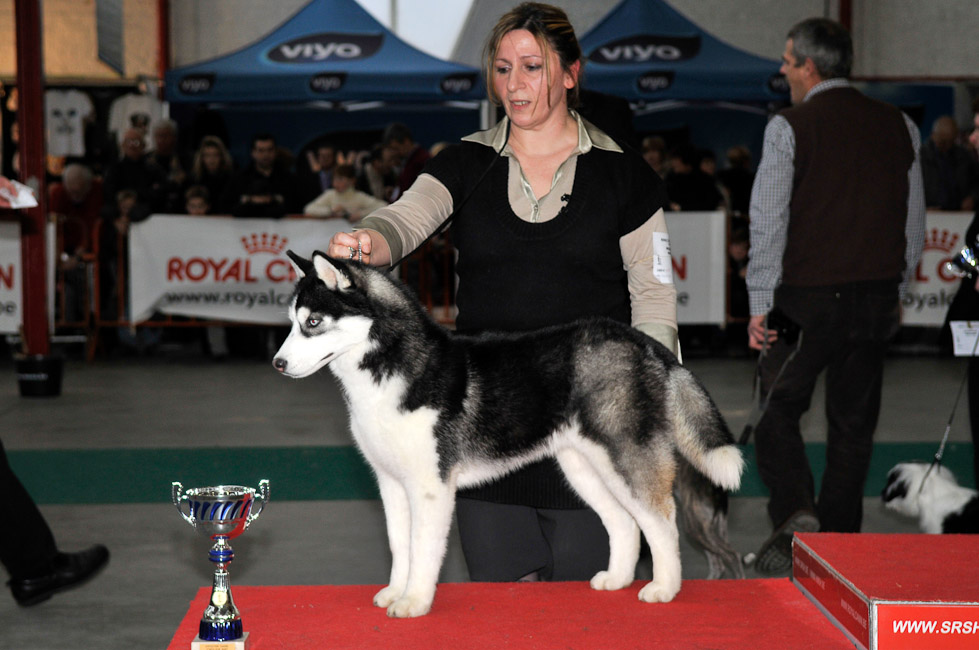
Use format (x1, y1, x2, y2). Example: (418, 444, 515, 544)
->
(306, 317, 320, 328)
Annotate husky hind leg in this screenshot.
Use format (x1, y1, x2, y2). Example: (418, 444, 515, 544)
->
(560, 441, 681, 602)
(555, 448, 640, 591)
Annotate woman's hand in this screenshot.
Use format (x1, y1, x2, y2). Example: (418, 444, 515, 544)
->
(327, 229, 392, 266)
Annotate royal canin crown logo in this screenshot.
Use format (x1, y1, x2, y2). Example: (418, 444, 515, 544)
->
(242, 233, 288, 255)
(923, 228, 959, 253)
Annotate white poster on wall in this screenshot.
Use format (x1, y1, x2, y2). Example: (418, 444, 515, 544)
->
(0, 221, 22, 334)
(901, 211, 973, 327)
(128, 215, 350, 324)
(665, 210, 727, 325)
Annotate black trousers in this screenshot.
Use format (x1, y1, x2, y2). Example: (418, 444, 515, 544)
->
(968, 358, 979, 487)
(456, 498, 610, 582)
(754, 282, 900, 533)
(0, 438, 58, 580)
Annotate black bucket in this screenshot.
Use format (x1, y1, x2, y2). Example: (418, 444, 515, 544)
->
(15, 355, 64, 397)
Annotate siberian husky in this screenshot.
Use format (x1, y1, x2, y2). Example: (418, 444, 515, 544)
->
(273, 250, 744, 618)
(882, 462, 979, 534)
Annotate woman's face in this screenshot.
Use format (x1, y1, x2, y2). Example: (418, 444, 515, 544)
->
(201, 146, 222, 173)
(492, 29, 576, 131)
(969, 113, 979, 152)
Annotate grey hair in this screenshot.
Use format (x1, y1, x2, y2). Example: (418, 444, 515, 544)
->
(787, 18, 852, 80)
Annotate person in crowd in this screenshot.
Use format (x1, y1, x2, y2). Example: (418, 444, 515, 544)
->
(355, 144, 397, 202)
(717, 145, 755, 217)
(102, 128, 167, 214)
(943, 98, 979, 487)
(184, 185, 211, 216)
(145, 119, 188, 213)
(48, 163, 103, 322)
(746, 17, 925, 575)
(1, 438, 109, 606)
(641, 135, 667, 177)
(664, 143, 724, 211)
(222, 133, 300, 218)
(303, 141, 338, 203)
(921, 115, 979, 212)
(382, 122, 430, 197)
(303, 164, 387, 222)
(326, 2, 676, 583)
(189, 136, 234, 214)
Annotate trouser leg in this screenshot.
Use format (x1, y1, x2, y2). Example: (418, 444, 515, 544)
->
(818, 340, 886, 532)
(0, 439, 57, 580)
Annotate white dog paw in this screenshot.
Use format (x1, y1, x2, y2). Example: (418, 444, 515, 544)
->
(386, 595, 432, 618)
(590, 570, 632, 591)
(638, 581, 679, 603)
(373, 585, 402, 608)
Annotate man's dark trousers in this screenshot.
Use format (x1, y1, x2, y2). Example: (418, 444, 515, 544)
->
(0, 438, 57, 580)
(754, 280, 900, 533)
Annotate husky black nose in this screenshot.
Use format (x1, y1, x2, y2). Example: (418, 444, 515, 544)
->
(273, 357, 287, 373)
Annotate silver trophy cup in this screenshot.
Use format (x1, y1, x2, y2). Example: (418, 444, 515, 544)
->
(172, 480, 269, 642)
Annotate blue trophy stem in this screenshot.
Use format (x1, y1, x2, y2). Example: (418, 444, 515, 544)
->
(200, 536, 243, 641)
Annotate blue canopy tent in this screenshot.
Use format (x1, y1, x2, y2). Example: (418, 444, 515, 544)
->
(164, 0, 489, 164)
(165, 0, 484, 105)
(578, 0, 787, 104)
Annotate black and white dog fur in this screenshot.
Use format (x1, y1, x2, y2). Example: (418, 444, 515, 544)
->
(882, 462, 979, 534)
(273, 251, 744, 617)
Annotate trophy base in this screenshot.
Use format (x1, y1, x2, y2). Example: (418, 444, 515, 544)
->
(191, 631, 249, 650)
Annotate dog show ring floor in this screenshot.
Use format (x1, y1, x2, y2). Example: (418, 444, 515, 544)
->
(0, 354, 975, 649)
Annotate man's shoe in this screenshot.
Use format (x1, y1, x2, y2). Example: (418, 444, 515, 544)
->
(8, 544, 110, 606)
(754, 511, 819, 576)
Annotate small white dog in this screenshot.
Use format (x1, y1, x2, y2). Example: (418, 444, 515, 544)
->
(882, 462, 979, 534)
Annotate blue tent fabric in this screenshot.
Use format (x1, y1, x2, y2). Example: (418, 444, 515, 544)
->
(165, 0, 484, 104)
(579, 0, 788, 103)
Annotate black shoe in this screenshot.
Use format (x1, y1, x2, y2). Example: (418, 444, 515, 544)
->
(754, 511, 819, 576)
(8, 545, 110, 606)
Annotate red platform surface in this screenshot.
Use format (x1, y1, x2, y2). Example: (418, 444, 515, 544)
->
(168, 580, 852, 649)
(793, 533, 979, 650)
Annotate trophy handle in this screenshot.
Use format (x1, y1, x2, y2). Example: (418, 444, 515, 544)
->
(246, 479, 270, 527)
(172, 481, 196, 526)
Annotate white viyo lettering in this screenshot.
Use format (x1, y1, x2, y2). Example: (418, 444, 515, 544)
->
(599, 44, 682, 62)
(278, 42, 362, 61)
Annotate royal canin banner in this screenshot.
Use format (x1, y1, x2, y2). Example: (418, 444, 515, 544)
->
(665, 210, 726, 325)
(903, 211, 973, 326)
(128, 216, 350, 324)
(0, 221, 21, 334)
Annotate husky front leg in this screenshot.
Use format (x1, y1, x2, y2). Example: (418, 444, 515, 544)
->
(373, 470, 411, 609)
(386, 477, 457, 618)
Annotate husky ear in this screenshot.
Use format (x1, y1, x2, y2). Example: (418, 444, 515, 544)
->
(312, 251, 352, 291)
(286, 250, 314, 279)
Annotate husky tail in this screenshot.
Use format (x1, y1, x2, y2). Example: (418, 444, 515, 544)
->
(668, 368, 744, 492)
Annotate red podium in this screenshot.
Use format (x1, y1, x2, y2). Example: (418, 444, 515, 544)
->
(168, 580, 853, 649)
(793, 533, 979, 650)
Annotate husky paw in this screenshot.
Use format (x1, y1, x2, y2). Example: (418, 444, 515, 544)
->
(590, 570, 632, 591)
(638, 581, 679, 603)
(386, 595, 432, 618)
(373, 585, 402, 608)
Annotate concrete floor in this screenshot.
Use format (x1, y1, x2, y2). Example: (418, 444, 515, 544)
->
(0, 346, 969, 650)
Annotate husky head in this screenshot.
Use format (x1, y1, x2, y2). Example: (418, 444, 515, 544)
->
(881, 461, 959, 520)
(272, 250, 378, 378)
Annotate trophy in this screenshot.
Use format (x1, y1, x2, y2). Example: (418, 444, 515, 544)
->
(173, 480, 270, 647)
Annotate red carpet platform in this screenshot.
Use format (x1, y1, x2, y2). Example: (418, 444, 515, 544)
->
(168, 580, 852, 649)
(793, 533, 979, 650)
